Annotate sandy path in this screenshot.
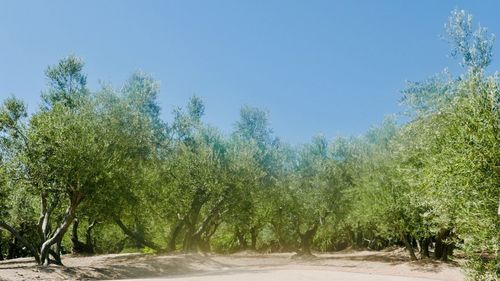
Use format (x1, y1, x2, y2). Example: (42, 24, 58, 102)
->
(0, 250, 465, 281)
(126, 269, 440, 281)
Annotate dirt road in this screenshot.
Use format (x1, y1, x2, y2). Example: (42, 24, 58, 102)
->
(0, 249, 465, 281)
(122, 268, 451, 281)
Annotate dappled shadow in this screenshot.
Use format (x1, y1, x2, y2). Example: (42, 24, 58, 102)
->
(0, 259, 34, 266)
(53, 254, 238, 280)
(407, 258, 461, 273)
(311, 251, 460, 274)
(315, 252, 407, 265)
(407, 259, 446, 273)
(0, 258, 39, 272)
(169, 267, 277, 279)
(0, 251, 464, 280)
(0, 254, 238, 280)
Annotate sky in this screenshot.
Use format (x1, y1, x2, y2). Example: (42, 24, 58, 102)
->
(1, 1, 500, 144)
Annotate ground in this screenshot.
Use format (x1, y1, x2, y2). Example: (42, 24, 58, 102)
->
(0, 249, 465, 281)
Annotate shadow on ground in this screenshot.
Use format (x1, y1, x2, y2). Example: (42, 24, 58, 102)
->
(64, 254, 235, 280)
(0, 250, 464, 281)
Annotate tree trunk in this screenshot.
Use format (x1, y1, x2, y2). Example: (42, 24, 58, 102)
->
(198, 238, 210, 252)
(71, 218, 95, 254)
(235, 228, 247, 250)
(183, 222, 197, 252)
(40, 203, 78, 265)
(298, 225, 318, 256)
(250, 227, 258, 250)
(356, 229, 364, 248)
(71, 218, 83, 252)
(0, 231, 3, 261)
(7, 236, 16, 259)
(0, 192, 84, 266)
(434, 239, 443, 259)
(37, 193, 59, 247)
(49, 237, 63, 265)
(0, 220, 40, 264)
(182, 190, 206, 252)
(434, 229, 451, 261)
(85, 220, 97, 251)
(401, 233, 417, 261)
(420, 238, 430, 259)
(201, 221, 220, 253)
(114, 218, 161, 251)
(440, 242, 454, 261)
(184, 196, 226, 252)
(440, 244, 448, 261)
(133, 217, 145, 249)
(167, 220, 184, 252)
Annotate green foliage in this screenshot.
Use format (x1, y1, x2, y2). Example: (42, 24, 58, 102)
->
(401, 71, 456, 117)
(42, 55, 88, 109)
(445, 9, 495, 71)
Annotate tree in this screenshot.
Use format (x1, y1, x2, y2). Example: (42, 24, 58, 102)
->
(229, 105, 278, 251)
(78, 72, 167, 253)
(445, 9, 494, 73)
(42, 55, 88, 109)
(278, 135, 349, 256)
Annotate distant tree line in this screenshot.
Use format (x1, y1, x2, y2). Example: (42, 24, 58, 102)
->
(0, 9, 498, 280)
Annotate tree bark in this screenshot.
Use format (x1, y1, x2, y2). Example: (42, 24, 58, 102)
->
(40, 202, 78, 265)
(434, 229, 451, 261)
(182, 189, 206, 252)
(49, 237, 63, 265)
(435, 239, 443, 259)
(7, 236, 16, 259)
(420, 238, 430, 259)
(0, 231, 3, 261)
(0, 220, 40, 264)
(440, 242, 454, 261)
(37, 193, 60, 246)
(401, 233, 417, 261)
(71, 218, 95, 254)
(184, 195, 225, 252)
(298, 224, 318, 256)
(114, 218, 161, 251)
(200, 221, 220, 252)
(85, 220, 98, 250)
(250, 227, 258, 250)
(71, 218, 83, 252)
(167, 219, 184, 252)
(235, 228, 247, 250)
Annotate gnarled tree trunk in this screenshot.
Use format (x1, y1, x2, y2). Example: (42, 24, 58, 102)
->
(167, 219, 184, 252)
(434, 229, 453, 261)
(420, 237, 430, 259)
(0, 220, 40, 264)
(114, 217, 161, 251)
(184, 195, 226, 253)
(71, 218, 96, 254)
(0, 231, 3, 261)
(401, 233, 417, 261)
(182, 189, 207, 252)
(235, 228, 247, 250)
(250, 227, 258, 250)
(40, 203, 78, 265)
(297, 224, 318, 256)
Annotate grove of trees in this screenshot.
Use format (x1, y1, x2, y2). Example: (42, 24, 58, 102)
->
(0, 9, 498, 280)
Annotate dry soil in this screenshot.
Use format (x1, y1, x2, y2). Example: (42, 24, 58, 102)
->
(0, 249, 465, 281)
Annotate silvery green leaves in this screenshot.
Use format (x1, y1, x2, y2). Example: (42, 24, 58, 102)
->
(445, 9, 495, 72)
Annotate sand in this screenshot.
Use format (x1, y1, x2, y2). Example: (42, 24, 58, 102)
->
(0, 249, 465, 281)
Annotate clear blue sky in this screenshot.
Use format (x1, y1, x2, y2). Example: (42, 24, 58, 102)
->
(1, 1, 499, 144)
